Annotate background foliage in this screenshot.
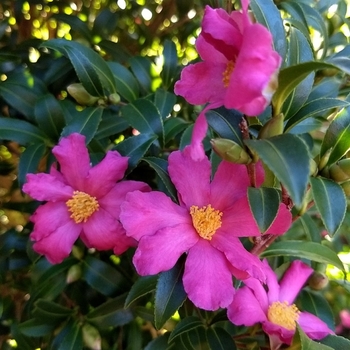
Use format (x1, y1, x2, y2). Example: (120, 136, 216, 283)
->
(1, 0, 350, 349)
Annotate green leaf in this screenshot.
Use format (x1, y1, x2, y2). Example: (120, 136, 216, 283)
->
(164, 117, 190, 145)
(52, 13, 91, 41)
(95, 110, 129, 139)
(168, 316, 204, 343)
(18, 319, 55, 337)
(248, 187, 280, 233)
(87, 294, 134, 328)
(54, 320, 83, 350)
(10, 323, 39, 350)
(250, 0, 287, 60)
(108, 62, 139, 102)
(142, 157, 177, 202)
(154, 260, 187, 329)
(145, 332, 173, 350)
(245, 134, 310, 207)
(0, 117, 48, 145)
(32, 299, 74, 324)
(321, 335, 350, 349)
(35, 94, 66, 139)
(130, 56, 152, 93)
(206, 327, 237, 350)
(161, 39, 178, 88)
(298, 213, 322, 243)
(154, 89, 176, 119)
(82, 256, 129, 296)
(124, 275, 158, 308)
(121, 99, 164, 147)
(310, 177, 346, 236)
(61, 107, 103, 143)
(260, 241, 344, 271)
(179, 326, 209, 350)
(320, 106, 350, 165)
(18, 143, 47, 188)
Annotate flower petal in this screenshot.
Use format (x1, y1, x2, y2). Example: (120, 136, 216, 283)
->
(227, 286, 267, 326)
(133, 223, 199, 275)
(120, 191, 189, 241)
(241, 276, 270, 312)
(183, 239, 234, 310)
(52, 133, 90, 190)
(262, 321, 295, 345)
(195, 35, 227, 64)
(113, 234, 137, 255)
(168, 148, 211, 208)
(298, 312, 334, 340)
(262, 259, 280, 303)
(265, 203, 292, 235)
(278, 260, 313, 303)
(84, 151, 129, 198)
(23, 173, 73, 202)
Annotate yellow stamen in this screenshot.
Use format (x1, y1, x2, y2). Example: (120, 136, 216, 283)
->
(222, 60, 235, 88)
(190, 204, 223, 240)
(267, 301, 300, 331)
(66, 191, 99, 223)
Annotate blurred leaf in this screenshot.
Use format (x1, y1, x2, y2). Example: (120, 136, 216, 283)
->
(206, 327, 237, 350)
(18, 319, 55, 337)
(53, 319, 83, 350)
(61, 107, 103, 143)
(168, 316, 203, 342)
(310, 177, 346, 236)
(321, 335, 350, 348)
(108, 62, 140, 102)
(32, 299, 75, 324)
(98, 40, 131, 64)
(164, 117, 190, 144)
(245, 134, 310, 207)
(130, 56, 152, 93)
(124, 275, 158, 308)
(145, 332, 173, 350)
(179, 325, 209, 350)
(248, 187, 280, 233)
(10, 323, 39, 350)
(142, 157, 177, 202)
(52, 13, 91, 41)
(18, 142, 47, 188)
(154, 260, 187, 329)
(154, 89, 176, 119)
(95, 110, 129, 139)
(161, 40, 178, 88)
(260, 241, 344, 271)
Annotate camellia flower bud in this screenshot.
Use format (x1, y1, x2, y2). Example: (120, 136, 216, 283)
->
(211, 138, 252, 164)
(341, 180, 350, 196)
(67, 83, 100, 106)
(308, 271, 329, 290)
(66, 264, 82, 284)
(82, 323, 101, 350)
(329, 159, 350, 183)
(108, 92, 121, 104)
(318, 148, 332, 171)
(258, 113, 284, 139)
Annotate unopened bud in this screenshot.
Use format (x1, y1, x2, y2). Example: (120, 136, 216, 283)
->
(318, 148, 333, 171)
(258, 113, 284, 139)
(308, 271, 329, 290)
(341, 180, 350, 196)
(329, 159, 350, 183)
(67, 83, 99, 106)
(82, 323, 101, 350)
(211, 138, 252, 164)
(66, 264, 82, 284)
(108, 93, 121, 104)
(309, 159, 318, 177)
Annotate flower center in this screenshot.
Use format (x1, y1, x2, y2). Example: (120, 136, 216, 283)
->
(222, 61, 235, 88)
(190, 204, 223, 240)
(267, 301, 300, 331)
(66, 191, 99, 223)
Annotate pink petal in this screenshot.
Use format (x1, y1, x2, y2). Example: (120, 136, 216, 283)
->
(262, 320, 295, 345)
(262, 259, 280, 303)
(120, 191, 190, 241)
(174, 61, 226, 106)
(298, 312, 334, 340)
(80, 208, 125, 251)
(265, 203, 292, 235)
(99, 180, 151, 219)
(183, 239, 234, 310)
(23, 173, 73, 202)
(32, 219, 81, 264)
(84, 151, 129, 198)
(195, 35, 227, 64)
(227, 286, 267, 326)
(255, 161, 265, 187)
(241, 276, 269, 312)
(52, 133, 91, 190)
(133, 223, 199, 275)
(168, 148, 211, 208)
(113, 234, 137, 255)
(190, 110, 208, 161)
(279, 261, 313, 303)
(211, 231, 265, 281)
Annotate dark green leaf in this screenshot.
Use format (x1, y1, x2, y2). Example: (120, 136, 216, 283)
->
(321, 335, 350, 349)
(290, 324, 333, 350)
(52, 13, 91, 41)
(124, 275, 158, 307)
(260, 241, 344, 271)
(10, 323, 39, 350)
(18, 319, 55, 337)
(130, 56, 152, 93)
(248, 187, 280, 233)
(310, 177, 346, 236)
(168, 316, 203, 342)
(54, 320, 83, 350)
(154, 260, 187, 329)
(245, 134, 310, 207)
(298, 213, 322, 243)
(98, 40, 131, 64)
(179, 326, 209, 350)
(161, 40, 178, 88)
(206, 327, 237, 350)
(95, 110, 129, 139)
(32, 299, 75, 324)
(164, 117, 190, 144)
(179, 124, 195, 150)
(154, 89, 176, 119)
(145, 332, 173, 350)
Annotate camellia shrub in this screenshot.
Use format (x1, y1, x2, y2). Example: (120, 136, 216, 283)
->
(2, 0, 350, 349)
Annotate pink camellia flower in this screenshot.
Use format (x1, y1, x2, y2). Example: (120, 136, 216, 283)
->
(174, 1, 281, 116)
(227, 260, 334, 349)
(22, 133, 150, 264)
(120, 145, 292, 311)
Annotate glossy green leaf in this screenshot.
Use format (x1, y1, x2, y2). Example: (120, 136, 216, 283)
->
(250, 0, 287, 60)
(130, 56, 152, 93)
(18, 319, 55, 337)
(154, 260, 187, 329)
(124, 275, 158, 308)
(310, 177, 346, 236)
(87, 294, 134, 328)
(320, 106, 350, 165)
(161, 39, 178, 88)
(142, 157, 177, 202)
(108, 62, 139, 102)
(321, 335, 350, 348)
(154, 89, 176, 119)
(248, 187, 281, 233)
(18, 143, 47, 188)
(95, 110, 129, 139)
(82, 256, 128, 296)
(121, 99, 164, 147)
(179, 326, 208, 350)
(32, 299, 74, 323)
(289, 325, 333, 350)
(168, 316, 203, 342)
(245, 134, 310, 207)
(145, 332, 173, 350)
(298, 213, 322, 243)
(206, 327, 237, 350)
(164, 117, 190, 145)
(61, 107, 103, 143)
(179, 124, 195, 150)
(55, 320, 83, 350)
(260, 241, 344, 271)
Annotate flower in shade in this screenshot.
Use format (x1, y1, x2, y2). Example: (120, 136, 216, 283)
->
(120, 145, 291, 311)
(22, 133, 151, 264)
(227, 260, 334, 349)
